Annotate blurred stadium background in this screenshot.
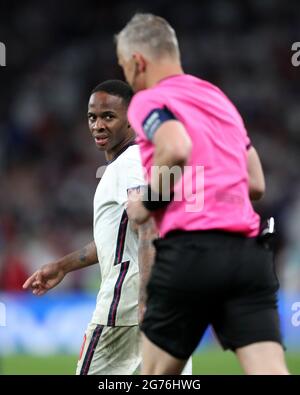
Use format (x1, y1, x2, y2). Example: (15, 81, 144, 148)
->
(0, 0, 300, 374)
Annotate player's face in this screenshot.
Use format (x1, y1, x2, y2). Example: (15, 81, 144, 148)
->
(88, 92, 129, 154)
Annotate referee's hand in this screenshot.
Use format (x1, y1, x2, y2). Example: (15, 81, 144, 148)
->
(127, 189, 150, 225)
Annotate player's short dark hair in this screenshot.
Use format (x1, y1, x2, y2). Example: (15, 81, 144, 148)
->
(91, 80, 133, 107)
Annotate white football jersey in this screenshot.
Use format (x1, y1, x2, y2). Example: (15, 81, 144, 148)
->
(91, 144, 145, 326)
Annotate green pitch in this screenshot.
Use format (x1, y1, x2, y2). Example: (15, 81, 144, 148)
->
(1, 349, 300, 374)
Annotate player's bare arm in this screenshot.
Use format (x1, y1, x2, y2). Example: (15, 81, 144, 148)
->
(137, 217, 158, 323)
(247, 146, 265, 200)
(23, 241, 98, 295)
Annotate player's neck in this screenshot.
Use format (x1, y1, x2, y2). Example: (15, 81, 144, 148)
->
(105, 134, 135, 162)
(146, 62, 184, 88)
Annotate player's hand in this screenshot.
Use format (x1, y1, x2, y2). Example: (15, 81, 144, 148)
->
(22, 262, 65, 296)
(127, 189, 150, 225)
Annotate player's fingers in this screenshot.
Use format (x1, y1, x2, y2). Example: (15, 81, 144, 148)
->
(36, 271, 43, 283)
(34, 288, 47, 296)
(22, 272, 38, 289)
(33, 286, 43, 295)
(32, 280, 42, 288)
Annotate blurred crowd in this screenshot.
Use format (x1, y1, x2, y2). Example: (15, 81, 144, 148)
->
(0, 0, 300, 292)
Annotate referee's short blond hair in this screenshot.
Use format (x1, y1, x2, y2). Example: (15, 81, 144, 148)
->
(116, 13, 180, 62)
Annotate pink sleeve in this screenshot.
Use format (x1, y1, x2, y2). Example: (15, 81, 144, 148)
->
(128, 91, 165, 140)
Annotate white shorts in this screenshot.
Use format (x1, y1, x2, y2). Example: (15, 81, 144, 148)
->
(76, 323, 141, 375)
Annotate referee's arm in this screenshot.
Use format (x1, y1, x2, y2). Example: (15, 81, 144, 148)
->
(247, 146, 265, 201)
(151, 120, 192, 194)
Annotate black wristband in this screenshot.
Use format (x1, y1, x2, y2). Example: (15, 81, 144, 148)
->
(142, 184, 174, 212)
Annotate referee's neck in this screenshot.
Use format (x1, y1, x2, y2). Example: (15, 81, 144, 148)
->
(146, 62, 184, 88)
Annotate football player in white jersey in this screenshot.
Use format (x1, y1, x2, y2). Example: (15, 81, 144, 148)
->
(23, 80, 192, 375)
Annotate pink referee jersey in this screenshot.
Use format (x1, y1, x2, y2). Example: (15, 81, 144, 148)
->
(128, 74, 260, 237)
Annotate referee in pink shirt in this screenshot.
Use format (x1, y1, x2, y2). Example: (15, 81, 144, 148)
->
(116, 13, 289, 375)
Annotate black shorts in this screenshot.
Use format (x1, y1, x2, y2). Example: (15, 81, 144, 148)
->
(141, 230, 282, 360)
